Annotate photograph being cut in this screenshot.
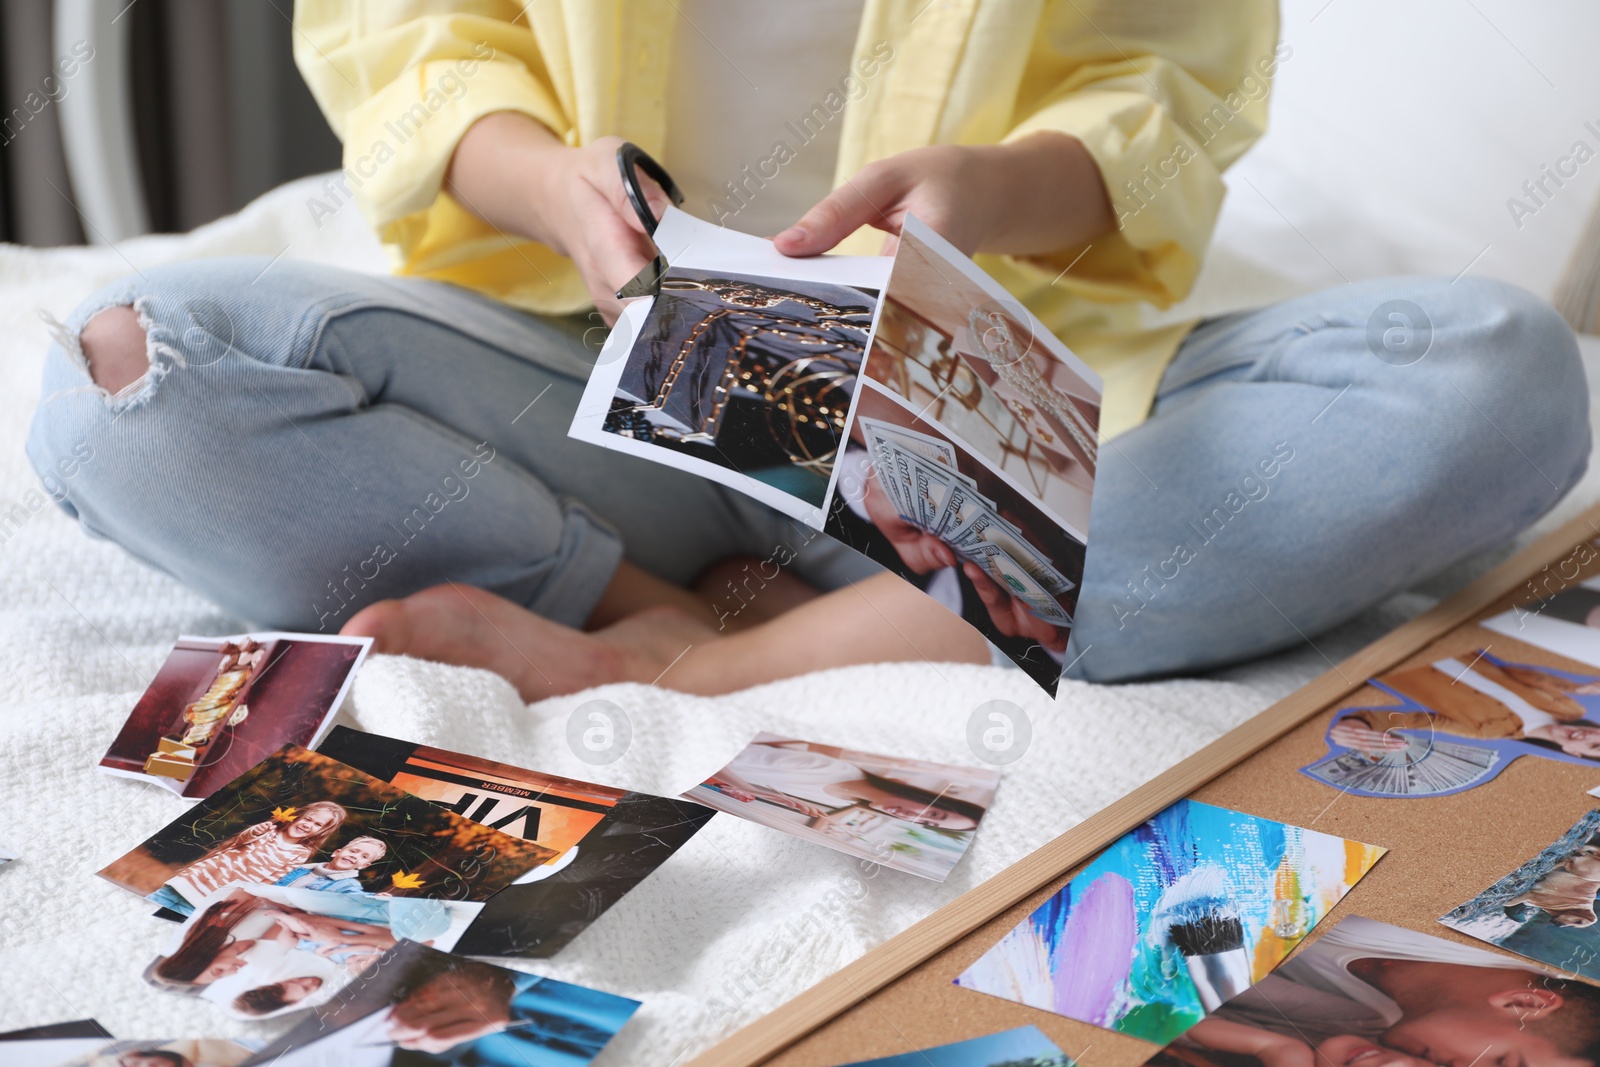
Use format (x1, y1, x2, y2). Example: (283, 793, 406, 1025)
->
(602, 266, 877, 510)
(862, 215, 1100, 534)
(827, 383, 1087, 692)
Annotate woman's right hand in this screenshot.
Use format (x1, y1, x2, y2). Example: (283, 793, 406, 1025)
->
(446, 114, 668, 324)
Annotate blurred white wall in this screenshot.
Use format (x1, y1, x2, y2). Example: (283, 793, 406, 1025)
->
(1162, 0, 1600, 322)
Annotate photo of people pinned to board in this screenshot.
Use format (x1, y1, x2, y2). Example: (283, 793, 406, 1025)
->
(1301, 649, 1600, 797)
(250, 939, 639, 1067)
(1441, 808, 1600, 980)
(685, 733, 999, 881)
(953, 800, 1384, 1045)
(142, 883, 477, 1021)
(828, 384, 1086, 693)
(1146, 915, 1600, 1067)
(861, 215, 1100, 536)
(97, 633, 370, 799)
(97, 745, 552, 914)
(601, 266, 877, 509)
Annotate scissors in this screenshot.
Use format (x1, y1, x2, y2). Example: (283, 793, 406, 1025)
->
(614, 142, 685, 300)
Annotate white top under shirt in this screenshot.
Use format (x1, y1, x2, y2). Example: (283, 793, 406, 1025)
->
(1439, 656, 1558, 732)
(664, 0, 865, 237)
(1217, 916, 1536, 1043)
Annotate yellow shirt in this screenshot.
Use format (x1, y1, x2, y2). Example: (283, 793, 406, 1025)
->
(293, 0, 1278, 438)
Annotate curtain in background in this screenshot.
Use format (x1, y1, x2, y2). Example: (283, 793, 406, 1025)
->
(0, 0, 341, 246)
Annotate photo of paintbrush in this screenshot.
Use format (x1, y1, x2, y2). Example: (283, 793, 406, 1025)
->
(1153, 864, 1252, 1012)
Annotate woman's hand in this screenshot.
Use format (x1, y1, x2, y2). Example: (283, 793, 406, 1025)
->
(446, 113, 667, 323)
(1328, 719, 1408, 754)
(775, 132, 1115, 259)
(860, 462, 956, 574)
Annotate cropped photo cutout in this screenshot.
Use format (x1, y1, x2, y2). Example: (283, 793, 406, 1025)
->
(684, 732, 1000, 881)
(603, 265, 877, 510)
(828, 383, 1086, 693)
(839, 1026, 1073, 1067)
(1481, 576, 1600, 668)
(97, 744, 551, 913)
(862, 214, 1101, 536)
(317, 726, 716, 957)
(1301, 649, 1600, 798)
(143, 883, 479, 1021)
(2, 1037, 252, 1067)
(98, 633, 369, 799)
(1143, 916, 1582, 1067)
(953, 799, 1384, 1045)
(249, 939, 639, 1067)
(1440, 808, 1600, 980)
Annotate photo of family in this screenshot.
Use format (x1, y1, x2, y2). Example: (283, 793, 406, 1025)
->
(685, 733, 999, 881)
(97, 745, 552, 912)
(98, 634, 370, 799)
(2, 1037, 251, 1067)
(317, 727, 717, 957)
(954, 799, 1384, 1044)
(827, 383, 1087, 694)
(143, 883, 478, 1021)
(601, 265, 878, 510)
(861, 216, 1101, 536)
(248, 939, 639, 1067)
(839, 1026, 1072, 1067)
(1440, 809, 1600, 979)
(1146, 915, 1600, 1067)
(1482, 578, 1600, 669)
(1302, 650, 1600, 797)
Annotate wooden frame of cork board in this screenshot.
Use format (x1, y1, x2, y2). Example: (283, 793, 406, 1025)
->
(689, 500, 1600, 1067)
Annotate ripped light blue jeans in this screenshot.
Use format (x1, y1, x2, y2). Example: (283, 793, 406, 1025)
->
(25, 260, 1590, 682)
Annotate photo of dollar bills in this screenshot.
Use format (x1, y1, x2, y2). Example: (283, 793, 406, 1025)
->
(859, 417, 1076, 626)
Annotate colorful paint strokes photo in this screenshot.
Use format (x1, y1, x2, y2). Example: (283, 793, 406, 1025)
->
(838, 1026, 1074, 1067)
(953, 799, 1385, 1044)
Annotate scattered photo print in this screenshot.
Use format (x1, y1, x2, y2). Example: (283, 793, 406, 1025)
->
(838, 1026, 1072, 1066)
(98, 633, 370, 799)
(144, 883, 480, 1020)
(0, 1022, 111, 1041)
(98, 745, 552, 911)
(953, 799, 1384, 1045)
(246, 939, 639, 1067)
(1301, 650, 1600, 798)
(318, 727, 715, 957)
(603, 266, 877, 509)
(827, 384, 1085, 694)
(863, 215, 1100, 535)
(684, 732, 999, 881)
(4, 1037, 252, 1067)
(1482, 575, 1600, 669)
(1441, 809, 1600, 978)
(1145, 916, 1580, 1067)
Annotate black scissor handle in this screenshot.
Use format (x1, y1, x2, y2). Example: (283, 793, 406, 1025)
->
(615, 142, 684, 236)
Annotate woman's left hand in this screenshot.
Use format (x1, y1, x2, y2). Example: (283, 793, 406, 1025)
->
(774, 133, 1115, 259)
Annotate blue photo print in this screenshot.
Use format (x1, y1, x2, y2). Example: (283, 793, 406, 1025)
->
(1302, 649, 1600, 798)
(839, 1025, 1072, 1067)
(247, 939, 638, 1067)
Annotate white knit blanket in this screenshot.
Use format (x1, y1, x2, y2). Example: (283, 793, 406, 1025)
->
(1, 175, 1595, 1065)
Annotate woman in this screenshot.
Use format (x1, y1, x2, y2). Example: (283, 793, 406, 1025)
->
(26, 3, 1587, 693)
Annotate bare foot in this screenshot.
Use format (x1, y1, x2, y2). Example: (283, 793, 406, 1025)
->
(692, 555, 821, 630)
(341, 583, 722, 701)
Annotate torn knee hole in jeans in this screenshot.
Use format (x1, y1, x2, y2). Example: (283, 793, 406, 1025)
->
(44, 298, 185, 408)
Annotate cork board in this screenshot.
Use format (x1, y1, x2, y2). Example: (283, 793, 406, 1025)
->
(691, 503, 1600, 1067)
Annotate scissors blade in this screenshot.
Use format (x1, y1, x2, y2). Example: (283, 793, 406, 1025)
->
(615, 255, 668, 301)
